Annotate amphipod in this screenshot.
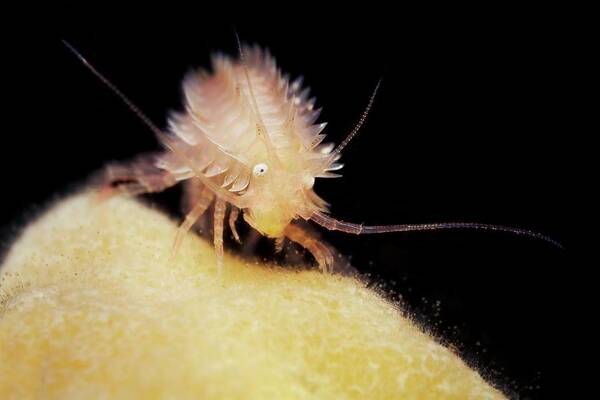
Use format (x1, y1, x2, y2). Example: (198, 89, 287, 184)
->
(64, 41, 561, 272)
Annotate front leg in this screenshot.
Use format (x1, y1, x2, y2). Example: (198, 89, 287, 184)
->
(171, 186, 214, 258)
(213, 198, 227, 273)
(283, 223, 335, 273)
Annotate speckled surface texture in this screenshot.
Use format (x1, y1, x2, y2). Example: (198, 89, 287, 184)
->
(0, 192, 505, 399)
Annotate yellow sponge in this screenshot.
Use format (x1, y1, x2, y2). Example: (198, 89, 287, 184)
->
(0, 192, 506, 399)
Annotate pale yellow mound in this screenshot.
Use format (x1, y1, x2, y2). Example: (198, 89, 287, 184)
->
(0, 192, 506, 399)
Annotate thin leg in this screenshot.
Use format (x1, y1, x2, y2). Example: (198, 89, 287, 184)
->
(171, 187, 214, 257)
(99, 153, 178, 199)
(213, 198, 227, 272)
(181, 178, 204, 213)
(283, 224, 335, 273)
(181, 178, 212, 235)
(228, 206, 241, 243)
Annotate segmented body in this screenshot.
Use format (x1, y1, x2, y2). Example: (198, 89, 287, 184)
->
(101, 45, 344, 271)
(158, 46, 336, 212)
(67, 41, 560, 273)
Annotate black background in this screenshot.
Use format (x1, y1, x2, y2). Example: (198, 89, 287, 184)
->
(3, 4, 578, 399)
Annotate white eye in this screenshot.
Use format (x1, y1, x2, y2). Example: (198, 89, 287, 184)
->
(253, 163, 269, 177)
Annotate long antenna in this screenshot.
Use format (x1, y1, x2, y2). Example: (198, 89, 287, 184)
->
(330, 79, 382, 157)
(311, 211, 564, 249)
(232, 32, 281, 166)
(62, 40, 246, 207)
(62, 40, 165, 140)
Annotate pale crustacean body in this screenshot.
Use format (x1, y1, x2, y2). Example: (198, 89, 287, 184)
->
(64, 41, 561, 273)
(101, 45, 345, 271)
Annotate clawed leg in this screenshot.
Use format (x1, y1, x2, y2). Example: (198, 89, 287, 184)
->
(283, 223, 335, 273)
(213, 198, 227, 273)
(228, 206, 241, 243)
(171, 186, 214, 258)
(98, 153, 177, 199)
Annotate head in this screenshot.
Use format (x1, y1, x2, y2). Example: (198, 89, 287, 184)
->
(242, 160, 323, 238)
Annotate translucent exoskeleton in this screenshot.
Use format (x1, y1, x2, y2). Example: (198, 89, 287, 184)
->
(63, 40, 562, 273)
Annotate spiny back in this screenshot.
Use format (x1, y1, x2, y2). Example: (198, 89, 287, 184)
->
(160, 45, 339, 195)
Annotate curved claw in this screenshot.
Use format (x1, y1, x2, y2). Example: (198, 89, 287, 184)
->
(283, 223, 335, 273)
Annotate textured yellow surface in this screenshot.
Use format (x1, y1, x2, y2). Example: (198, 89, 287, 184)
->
(0, 192, 506, 399)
